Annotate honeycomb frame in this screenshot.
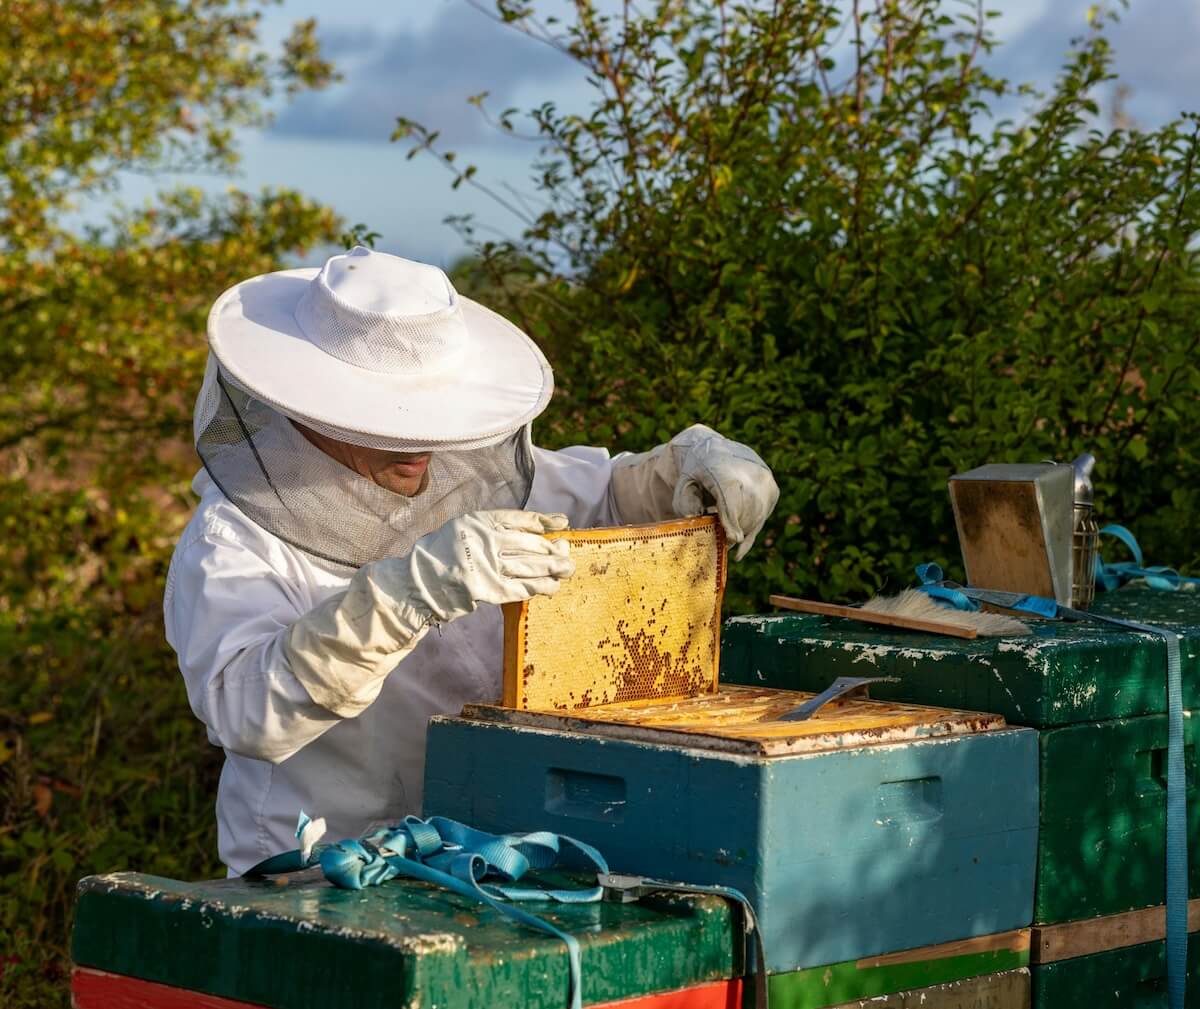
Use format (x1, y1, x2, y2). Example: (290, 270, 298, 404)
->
(502, 515, 727, 711)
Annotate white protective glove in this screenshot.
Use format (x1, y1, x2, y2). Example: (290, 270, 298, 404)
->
(609, 424, 780, 561)
(285, 510, 574, 716)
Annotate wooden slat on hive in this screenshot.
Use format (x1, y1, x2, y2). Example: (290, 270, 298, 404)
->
(855, 929, 1032, 969)
(825, 968, 1029, 1008)
(461, 684, 1005, 757)
(759, 929, 1031, 1006)
(1031, 898, 1200, 963)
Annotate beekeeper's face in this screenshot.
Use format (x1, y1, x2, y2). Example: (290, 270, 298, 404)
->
(292, 421, 431, 496)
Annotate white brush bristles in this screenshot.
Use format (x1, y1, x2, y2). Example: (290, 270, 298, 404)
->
(861, 589, 1031, 637)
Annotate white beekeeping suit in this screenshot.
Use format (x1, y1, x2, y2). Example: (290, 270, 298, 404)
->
(165, 247, 779, 874)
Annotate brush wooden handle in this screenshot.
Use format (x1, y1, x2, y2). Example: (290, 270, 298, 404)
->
(769, 594, 979, 640)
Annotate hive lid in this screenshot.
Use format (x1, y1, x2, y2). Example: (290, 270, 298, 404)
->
(502, 516, 727, 711)
(721, 586, 1200, 729)
(72, 871, 735, 1008)
(463, 685, 1006, 757)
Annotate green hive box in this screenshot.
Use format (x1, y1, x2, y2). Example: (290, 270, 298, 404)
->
(71, 871, 738, 1009)
(721, 586, 1200, 924)
(71, 871, 1029, 1009)
(1031, 940, 1200, 1008)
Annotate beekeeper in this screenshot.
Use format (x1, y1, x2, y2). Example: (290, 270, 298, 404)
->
(165, 247, 779, 874)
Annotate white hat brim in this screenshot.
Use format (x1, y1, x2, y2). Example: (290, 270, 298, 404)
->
(206, 268, 553, 450)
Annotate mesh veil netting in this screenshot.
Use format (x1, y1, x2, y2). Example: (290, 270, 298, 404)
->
(193, 357, 534, 570)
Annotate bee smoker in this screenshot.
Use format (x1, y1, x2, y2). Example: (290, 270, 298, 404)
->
(947, 453, 1101, 610)
(1070, 453, 1100, 610)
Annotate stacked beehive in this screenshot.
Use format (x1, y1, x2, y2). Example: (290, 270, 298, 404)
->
(78, 521, 1200, 1008)
(722, 586, 1200, 1007)
(425, 691, 1038, 1007)
(425, 516, 1040, 1007)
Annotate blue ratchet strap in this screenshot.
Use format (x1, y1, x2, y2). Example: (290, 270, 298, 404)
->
(1097, 525, 1200, 593)
(914, 564, 1188, 1007)
(246, 814, 611, 1009)
(914, 563, 981, 611)
(915, 564, 1060, 617)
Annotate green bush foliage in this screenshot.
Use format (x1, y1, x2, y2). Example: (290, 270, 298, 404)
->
(0, 3, 342, 1004)
(409, 0, 1200, 609)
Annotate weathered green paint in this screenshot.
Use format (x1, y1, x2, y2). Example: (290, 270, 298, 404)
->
(763, 942, 1030, 1008)
(825, 968, 1029, 1009)
(71, 871, 737, 1009)
(721, 586, 1200, 729)
(1037, 713, 1200, 923)
(1031, 940, 1200, 1008)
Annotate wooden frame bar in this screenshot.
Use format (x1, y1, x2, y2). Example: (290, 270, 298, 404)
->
(1030, 898, 1200, 963)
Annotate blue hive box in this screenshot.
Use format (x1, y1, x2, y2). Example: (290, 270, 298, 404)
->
(423, 684, 1039, 974)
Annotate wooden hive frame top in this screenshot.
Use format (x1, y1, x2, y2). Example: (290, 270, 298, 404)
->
(465, 685, 1007, 757)
(502, 515, 727, 711)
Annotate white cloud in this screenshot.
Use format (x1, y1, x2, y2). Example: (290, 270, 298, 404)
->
(272, 1, 578, 146)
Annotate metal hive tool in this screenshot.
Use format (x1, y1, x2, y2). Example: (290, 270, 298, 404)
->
(502, 515, 727, 711)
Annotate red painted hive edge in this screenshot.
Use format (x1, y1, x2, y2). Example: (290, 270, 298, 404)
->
(71, 967, 743, 1009)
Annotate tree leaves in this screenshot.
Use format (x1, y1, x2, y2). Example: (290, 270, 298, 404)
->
(0, 4, 342, 1004)
(425, 0, 1200, 606)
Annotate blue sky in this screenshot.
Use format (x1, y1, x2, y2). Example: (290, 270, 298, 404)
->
(103, 0, 1200, 267)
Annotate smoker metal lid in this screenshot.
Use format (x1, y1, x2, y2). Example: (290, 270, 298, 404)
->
(950, 463, 1061, 483)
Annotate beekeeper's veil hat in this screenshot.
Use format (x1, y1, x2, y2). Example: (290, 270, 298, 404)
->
(194, 246, 553, 568)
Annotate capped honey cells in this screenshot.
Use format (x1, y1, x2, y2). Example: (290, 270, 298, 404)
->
(502, 515, 727, 711)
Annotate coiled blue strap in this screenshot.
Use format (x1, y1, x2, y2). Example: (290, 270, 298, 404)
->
(1097, 525, 1200, 592)
(246, 814, 610, 1009)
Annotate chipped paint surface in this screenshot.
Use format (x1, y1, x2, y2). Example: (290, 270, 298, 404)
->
(73, 870, 736, 1009)
(80, 872, 469, 954)
(725, 614, 778, 628)
(722, 587, 1200, 728)
(1052, 679, 1099, 711)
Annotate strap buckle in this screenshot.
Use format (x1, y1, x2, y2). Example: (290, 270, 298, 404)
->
(597, 872, 768, 1009)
